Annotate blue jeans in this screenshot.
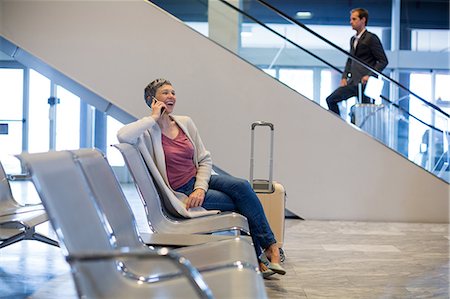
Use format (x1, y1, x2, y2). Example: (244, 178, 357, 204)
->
(176, 174, 277, 259)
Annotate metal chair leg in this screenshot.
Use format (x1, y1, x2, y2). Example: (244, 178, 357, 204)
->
(0, 227, 59, 249)
(33, 232, 59, 247)
(0, 232, 26, 249)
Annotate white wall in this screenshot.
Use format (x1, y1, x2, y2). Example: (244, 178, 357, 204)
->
(1, 0, 448, 222)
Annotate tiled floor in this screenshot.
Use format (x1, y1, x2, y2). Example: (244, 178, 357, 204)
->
(1, 182, 449, 298)
(265, 220, 449, 298)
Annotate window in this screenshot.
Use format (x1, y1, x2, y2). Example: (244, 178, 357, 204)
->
(409, 72, 450, 171)
(106, 116, 125, 167)
(55, 86, 80, 150)
(0, 68, 24, 172)
(28, 69, 51, 153)
(279, 68, 314, 99)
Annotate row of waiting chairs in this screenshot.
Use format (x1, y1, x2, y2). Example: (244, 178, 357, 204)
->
(1, 143, 267, 298)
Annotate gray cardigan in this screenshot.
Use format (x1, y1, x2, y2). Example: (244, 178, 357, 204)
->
(117, 114, 218, 217)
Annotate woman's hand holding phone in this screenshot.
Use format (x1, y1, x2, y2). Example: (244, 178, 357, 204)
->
(152, 97, 166, 117)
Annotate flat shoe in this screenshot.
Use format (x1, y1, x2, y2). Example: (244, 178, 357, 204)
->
(268, 262, 286, 275)
(261, 268, 275, 279)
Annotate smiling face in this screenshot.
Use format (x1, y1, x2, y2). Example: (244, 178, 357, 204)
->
(154, 84, 176, 113)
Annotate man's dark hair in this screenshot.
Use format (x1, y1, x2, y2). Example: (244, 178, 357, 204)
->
(351, 8, 369, 26)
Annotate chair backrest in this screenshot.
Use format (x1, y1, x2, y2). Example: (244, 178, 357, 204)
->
(19, 151, 129, 297)
(113, 143, 185, 226)
(21, 151, 118, 252)
(0, 161, 20, 209)
(69, 149, 145, 248)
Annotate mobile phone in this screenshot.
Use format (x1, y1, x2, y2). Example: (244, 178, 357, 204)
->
(152, 97, 165, 115)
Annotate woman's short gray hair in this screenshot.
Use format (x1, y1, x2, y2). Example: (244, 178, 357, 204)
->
(144, 78, 172, 107)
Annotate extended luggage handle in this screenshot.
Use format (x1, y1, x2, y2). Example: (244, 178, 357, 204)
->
(251, 121, 274, 130)
(250, 121, 274, 192)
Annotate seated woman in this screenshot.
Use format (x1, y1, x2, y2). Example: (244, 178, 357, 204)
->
(117, 78, 286, 278)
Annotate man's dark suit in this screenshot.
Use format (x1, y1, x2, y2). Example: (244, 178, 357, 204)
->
(326, 30, 388, 115)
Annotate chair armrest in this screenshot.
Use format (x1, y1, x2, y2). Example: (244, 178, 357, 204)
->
(66, 247, 175, 261)
(6, 173, 31, 181)
(66, 247, 213, 299)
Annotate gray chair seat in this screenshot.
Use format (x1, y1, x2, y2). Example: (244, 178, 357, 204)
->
(0, 161, 58, 248)
(138, 232, 238, 247)
(1, 204, 45, 217)
(113, 143, 250, 235)
(0, 210, 46, 238)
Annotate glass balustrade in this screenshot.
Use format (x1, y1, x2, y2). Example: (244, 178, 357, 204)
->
(149, 0, 450, 182)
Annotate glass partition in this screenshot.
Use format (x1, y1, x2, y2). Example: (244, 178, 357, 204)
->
(150, 0, 450, 182)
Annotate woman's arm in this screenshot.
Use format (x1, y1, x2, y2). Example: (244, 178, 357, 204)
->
(117, 116, 157, 145)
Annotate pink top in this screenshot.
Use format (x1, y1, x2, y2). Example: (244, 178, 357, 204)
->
(161, 128, 197, 190)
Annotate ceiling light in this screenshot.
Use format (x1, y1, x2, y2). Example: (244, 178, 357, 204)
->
(295, 11, 313, 19)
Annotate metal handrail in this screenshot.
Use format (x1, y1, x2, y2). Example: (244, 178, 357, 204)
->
(380, 95, 449, 135)
(254, 0, 449, 119)
(216, 0, 449, 135)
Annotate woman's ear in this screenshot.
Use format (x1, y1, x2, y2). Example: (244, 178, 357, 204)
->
(145, 96, 152, 108)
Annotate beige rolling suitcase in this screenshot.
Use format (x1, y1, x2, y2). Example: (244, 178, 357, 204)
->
(250, 121, 286, 259)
